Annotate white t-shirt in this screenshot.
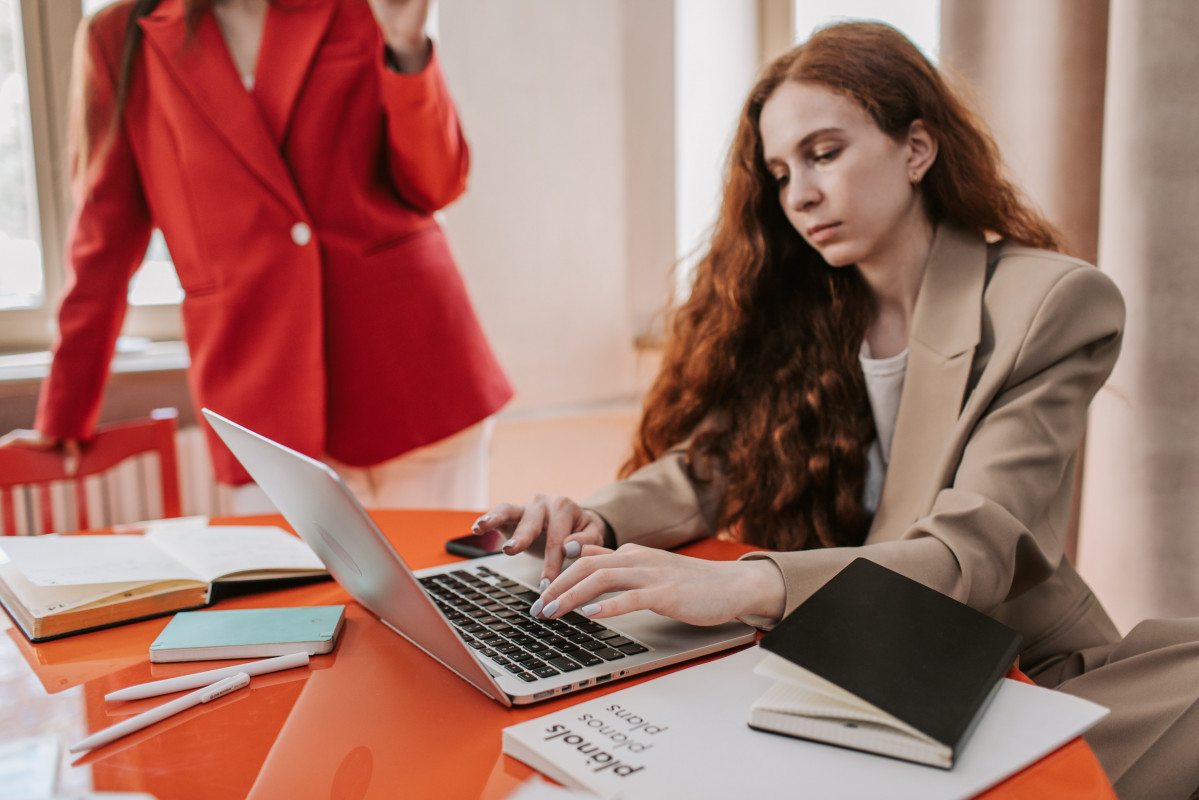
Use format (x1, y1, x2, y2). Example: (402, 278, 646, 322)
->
(859, 342, 909, 514)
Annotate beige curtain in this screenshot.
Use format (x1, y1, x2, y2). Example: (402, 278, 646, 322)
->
(941, 0, 1199, 632)
(941, 0, 1108, 262)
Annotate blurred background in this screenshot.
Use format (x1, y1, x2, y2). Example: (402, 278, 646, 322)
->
(1, 0, 1196, 632)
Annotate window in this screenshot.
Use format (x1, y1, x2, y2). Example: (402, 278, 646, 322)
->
(0, 0, 181, 355)
(0, 0, 43, 313)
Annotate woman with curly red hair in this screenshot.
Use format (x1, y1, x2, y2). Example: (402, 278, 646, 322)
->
(476, 22, 1199, 798)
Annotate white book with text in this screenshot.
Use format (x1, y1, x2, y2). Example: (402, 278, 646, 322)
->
(501, 647, 1108, 800)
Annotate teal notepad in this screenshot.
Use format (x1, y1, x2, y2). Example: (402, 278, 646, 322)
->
(149, 605, 345, 662)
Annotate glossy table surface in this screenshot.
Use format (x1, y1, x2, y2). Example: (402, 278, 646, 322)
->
(1, 510, 1116, 799)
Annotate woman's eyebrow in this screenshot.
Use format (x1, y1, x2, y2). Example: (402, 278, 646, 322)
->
(797, 127, 843, 149)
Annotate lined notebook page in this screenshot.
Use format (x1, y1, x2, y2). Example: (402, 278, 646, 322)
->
(750, 681, 950, 768)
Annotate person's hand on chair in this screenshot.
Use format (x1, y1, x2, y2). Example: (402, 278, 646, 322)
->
(0, 430, 81, 475)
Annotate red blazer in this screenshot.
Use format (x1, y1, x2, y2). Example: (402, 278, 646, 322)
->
(36, 0, 512, 484)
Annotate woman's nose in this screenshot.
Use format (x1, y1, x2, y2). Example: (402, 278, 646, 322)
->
(784, 173, 820, 211)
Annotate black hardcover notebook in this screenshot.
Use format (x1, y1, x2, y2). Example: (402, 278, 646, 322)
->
(750, 558, 1022, 769)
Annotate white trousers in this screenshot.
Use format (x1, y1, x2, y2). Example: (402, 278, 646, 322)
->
(222, 419, 493, 514)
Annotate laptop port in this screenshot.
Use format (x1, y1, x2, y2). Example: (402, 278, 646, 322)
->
(596, 674, 612, 684)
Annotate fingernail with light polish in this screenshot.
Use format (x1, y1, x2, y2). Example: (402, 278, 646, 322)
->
(563, 540, 581, 559)
(580, 603, 601, 617)
(542, 600, 560, 618)
(503, 539, 517, 551)
(539, 577, 550, 593)
(529, 598, 544, 617)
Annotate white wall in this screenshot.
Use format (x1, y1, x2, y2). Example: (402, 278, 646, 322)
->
(437, 2, 668, 413)
(430, 2, 761, 500)
(674, 0, 760, 298)
(436, 1, 760, 416)
(623, 0, 679, 341)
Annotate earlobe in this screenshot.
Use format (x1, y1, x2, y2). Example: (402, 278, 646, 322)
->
(907, 119, 938, 181)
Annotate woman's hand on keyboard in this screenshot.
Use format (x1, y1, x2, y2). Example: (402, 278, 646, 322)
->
(472, 495, 610, 586)
(534, 543, 787, 627)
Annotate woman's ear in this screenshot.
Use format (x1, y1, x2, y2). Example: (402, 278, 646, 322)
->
(906, 119, 938, 183)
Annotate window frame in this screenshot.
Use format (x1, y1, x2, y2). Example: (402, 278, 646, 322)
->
(0, 0, 180, 355)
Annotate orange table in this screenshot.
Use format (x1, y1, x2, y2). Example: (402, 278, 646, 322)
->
(1, 511, 1116, 799)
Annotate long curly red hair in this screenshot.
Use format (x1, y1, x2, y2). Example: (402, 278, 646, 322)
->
(622, 22, 1063, 552)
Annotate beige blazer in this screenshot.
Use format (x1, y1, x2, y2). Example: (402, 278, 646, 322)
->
(585, 224, 1126, 672)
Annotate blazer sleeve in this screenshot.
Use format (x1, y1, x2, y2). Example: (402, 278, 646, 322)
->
(745, 266, 1125, 624)
(35, 15, 153, 440)
(582, 442, 726, 551)
(376, 43, 469, 213)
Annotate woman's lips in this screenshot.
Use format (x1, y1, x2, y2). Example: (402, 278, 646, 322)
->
(806, 222, 841, 245)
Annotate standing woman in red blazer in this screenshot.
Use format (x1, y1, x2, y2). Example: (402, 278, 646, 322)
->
(8, 0, 512, 510)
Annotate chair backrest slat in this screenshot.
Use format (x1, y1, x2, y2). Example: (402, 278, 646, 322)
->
(36, 485, 54, 536)
(2, 487, 16, 536)
(74, 479, 89, 532)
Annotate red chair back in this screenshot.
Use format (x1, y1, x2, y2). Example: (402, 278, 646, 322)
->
(0, 409, 182, 535)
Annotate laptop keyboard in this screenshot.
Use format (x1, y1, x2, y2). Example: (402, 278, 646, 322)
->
(419, 565, 650, 683)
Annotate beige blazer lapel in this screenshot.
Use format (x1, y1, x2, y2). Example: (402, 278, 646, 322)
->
(868, 225, 987, 540)
(139, 0, 309, 218)
(253, 0, 338, 147)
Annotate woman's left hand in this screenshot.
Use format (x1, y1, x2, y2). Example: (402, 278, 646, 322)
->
(531, 543, 787, 627)
(366, 0, 432, 72)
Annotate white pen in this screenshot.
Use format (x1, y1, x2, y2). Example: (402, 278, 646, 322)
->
(105, 651, 310, 702)
(71, 672, 251, 753)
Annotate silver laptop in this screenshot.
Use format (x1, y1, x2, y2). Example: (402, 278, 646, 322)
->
(203, 409, 756, 706)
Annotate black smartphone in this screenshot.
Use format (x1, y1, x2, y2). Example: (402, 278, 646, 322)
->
(445, 529, 508, 559)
